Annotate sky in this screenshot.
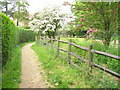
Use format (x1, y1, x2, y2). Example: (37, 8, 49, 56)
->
(27, 0, 75, 14)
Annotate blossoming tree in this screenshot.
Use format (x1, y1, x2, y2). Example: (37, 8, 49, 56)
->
(30, 6, 65, 38)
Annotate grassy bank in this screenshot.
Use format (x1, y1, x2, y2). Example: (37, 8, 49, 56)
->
(2, 42, 31, 88)
(32, 42, 118, 88)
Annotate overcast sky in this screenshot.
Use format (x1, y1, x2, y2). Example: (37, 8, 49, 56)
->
(27, 0, 75, 14)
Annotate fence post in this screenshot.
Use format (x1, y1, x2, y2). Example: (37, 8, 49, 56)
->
(88, 45, 93, 76)
(46, 36, 49, 43)
(118, 40, 120, 47)
(39, 36, 41, 42)
(45, 36, 46, 40)
(44, 36, 46, 43)
(42, 36, 45, 46)
(41, 35, 43, 40)
(51, 37, 53, 47)
(68, 39, 71, 64)
(57, 36, 60, 56)
(40, 36, 42, 42)
(35, 36, 37, 42)
(45, 36, 47, 46)
(114, 40, 116, 46)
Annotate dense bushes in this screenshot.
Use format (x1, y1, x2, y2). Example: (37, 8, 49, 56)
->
(0, 13, 35, 64)
(19, 29, 35, 43)
(1, 13, 16, 64)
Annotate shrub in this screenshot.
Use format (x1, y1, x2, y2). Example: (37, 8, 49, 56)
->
(1, 13, 16, 64)
(19, 29, 35, 43)
(0, 13, 35, 64)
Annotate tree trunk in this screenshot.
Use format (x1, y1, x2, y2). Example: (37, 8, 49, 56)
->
(103, 21, 111, 47)
(5, 2, 8, 15)
(47, 31, 50, 38)
(17, 20, 19, 26)
(102, 31, 112, 47)
(103, 38, 111, 47)
(52, 31, 56, 39)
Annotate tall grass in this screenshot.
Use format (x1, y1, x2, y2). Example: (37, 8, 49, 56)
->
(32, 42, 118, 88)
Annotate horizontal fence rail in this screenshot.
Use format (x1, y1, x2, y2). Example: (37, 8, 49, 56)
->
(70, 60, 83, 71)
(69, 52, 88, 62)
(59, 40, 68, 44)
(92, 63, 120, 78)
(71, 43, 88, 51)
(92, 50, 120, 60)
(37, 36, 120, 78)
(58, 48, 68, 52)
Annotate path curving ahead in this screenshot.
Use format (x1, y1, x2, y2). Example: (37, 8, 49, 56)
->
(19, 43, 46, 88)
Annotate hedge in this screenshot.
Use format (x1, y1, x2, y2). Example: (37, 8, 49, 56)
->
(18, 28, 35, 43)
(0, 13, 35, 64)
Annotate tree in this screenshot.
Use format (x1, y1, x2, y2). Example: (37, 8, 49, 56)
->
(0, 0, 30, 26)
(0, 0, 16, 17)
(30, 7, 65, 38)
(13, 1, 30, 26)
(72, 1, 118, 46)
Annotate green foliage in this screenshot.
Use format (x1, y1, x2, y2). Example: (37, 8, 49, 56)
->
(22, 26, 31, 29)
(71, 1, 118, 46)
(0, 0, 30, 26)
(18, 28, 35, 43)
(13, 1, 30, 26)
(1, 13, 35, 64)
(0, 0, 16, 16)
(1, 13, 16, 64)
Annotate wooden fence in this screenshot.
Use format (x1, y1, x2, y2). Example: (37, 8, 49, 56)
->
(37, 36, 120, 78)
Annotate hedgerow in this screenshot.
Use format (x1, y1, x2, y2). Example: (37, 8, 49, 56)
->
(18, 28, 35, 43)
(0, 13, 35, 64)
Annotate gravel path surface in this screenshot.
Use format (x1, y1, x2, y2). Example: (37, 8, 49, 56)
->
(19, 43, 47, 88)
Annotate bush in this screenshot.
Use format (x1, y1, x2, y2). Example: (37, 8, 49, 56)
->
(19, 29, 35, 43)
(0, 13, 35, 64)
(1, 13, 16, 64)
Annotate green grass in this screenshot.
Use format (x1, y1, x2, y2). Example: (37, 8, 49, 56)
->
(32, 42, 119, 88)
(58, 38, 119, 73)
(2, 42, 33, 88)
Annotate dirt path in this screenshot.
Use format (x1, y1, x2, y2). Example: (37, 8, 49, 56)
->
(19, 43, 47, 88)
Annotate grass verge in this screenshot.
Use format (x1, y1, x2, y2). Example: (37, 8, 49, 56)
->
(2, 42, 33, 88)
(32, 42, 118, 88)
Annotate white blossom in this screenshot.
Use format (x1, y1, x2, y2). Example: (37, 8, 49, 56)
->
(30, 7, 70, 34)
